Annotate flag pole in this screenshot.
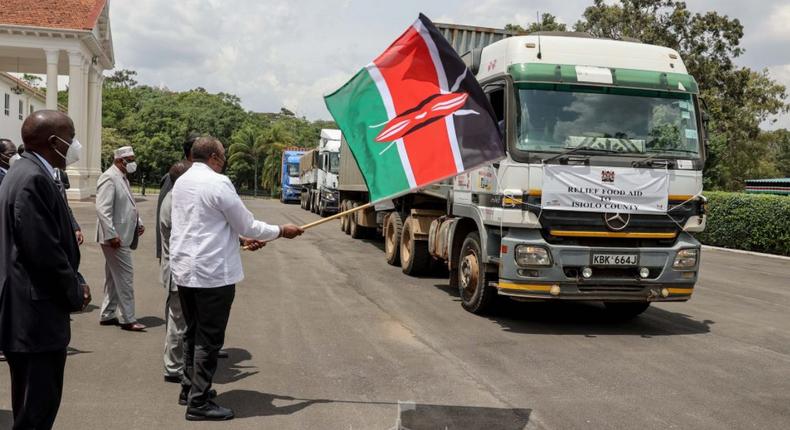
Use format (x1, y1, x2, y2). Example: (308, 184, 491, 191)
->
(300, 202, 373, 230)
(241, 202, 374, 250)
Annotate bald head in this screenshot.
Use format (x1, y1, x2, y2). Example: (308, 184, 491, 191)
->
(21, 110, 75, 169)
(21, 110, 74, 150)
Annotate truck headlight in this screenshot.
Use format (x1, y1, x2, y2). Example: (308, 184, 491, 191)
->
(673, 248, 698, 269)
(515, 245, 552, 267)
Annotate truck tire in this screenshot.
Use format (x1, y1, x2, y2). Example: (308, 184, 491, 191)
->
(300, 193, 306, 209)
(603, 302, 650, 320)
(343, 201, 352, 235)
(349, 202, 366, 239)
(400, 216, 431, 276)
(319, 200, 328, 217)
(384, 212, 403, 266)
(310, 192, 318, 213)
(340, 200, 348, 232)
(458, 232, 497, 314)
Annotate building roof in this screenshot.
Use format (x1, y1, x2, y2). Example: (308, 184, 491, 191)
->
(0, 72, 67, 111)
(0, 0, 106, 31)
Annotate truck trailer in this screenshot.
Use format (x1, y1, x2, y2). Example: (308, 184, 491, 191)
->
(299, 129, 341, 216)
(337, 26, 708, 318)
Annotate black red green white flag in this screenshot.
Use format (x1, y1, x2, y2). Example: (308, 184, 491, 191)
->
(324, 13, 505, 203)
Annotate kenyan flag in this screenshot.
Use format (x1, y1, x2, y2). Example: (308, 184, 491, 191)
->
(324, 13, 505, 203)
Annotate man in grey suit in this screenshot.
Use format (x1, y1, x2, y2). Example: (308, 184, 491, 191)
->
(160, 160, 192, 382)
(96, 146, 146, 332)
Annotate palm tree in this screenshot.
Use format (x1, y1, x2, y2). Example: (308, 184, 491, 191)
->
(227, 125, 266, 195)
(259, 125, 296, 194)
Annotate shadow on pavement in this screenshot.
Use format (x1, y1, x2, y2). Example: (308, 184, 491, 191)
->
(137, 316, 165, 329)
(398, 403, 531, 430)
(214, 348, 258, 384)
(0, 410, 10, 428)
(214, 390, 330, 418)
(432, 283, 713, 337)
(72, 303, 99, 315)
(67, 346, 92, 356)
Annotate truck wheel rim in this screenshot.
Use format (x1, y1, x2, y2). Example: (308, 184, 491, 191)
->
(401, 224, 412, 265)
(385, 223, 395, 255)
(460, 250, 479, 301)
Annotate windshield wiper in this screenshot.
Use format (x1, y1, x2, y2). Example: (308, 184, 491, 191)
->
(633, 148, 698, 168)
(542, 145, 621, 164)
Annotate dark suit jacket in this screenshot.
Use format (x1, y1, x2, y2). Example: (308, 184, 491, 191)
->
(0, 152, 83, 353)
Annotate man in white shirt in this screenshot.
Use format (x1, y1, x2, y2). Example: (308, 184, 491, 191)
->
(170, 136, 302, 421)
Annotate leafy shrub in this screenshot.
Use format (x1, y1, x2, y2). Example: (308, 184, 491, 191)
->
(696, 191, 790, 256)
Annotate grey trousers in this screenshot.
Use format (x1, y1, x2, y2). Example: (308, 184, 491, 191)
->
(99, 245, 136, 324)
(164, 289, 186, 377)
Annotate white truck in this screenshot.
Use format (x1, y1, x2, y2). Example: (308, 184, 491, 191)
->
(299, 129, 341, 216)
(339, 26, 708, 318)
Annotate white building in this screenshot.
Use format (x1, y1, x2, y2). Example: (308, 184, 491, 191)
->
(0, 0, 115, 199)
(0, 72, 57, 146)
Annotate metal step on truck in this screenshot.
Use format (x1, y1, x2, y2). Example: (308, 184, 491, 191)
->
(338, 23, 708, 318)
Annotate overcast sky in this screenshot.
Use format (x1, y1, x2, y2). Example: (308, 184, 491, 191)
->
(110, 0, 790, 128)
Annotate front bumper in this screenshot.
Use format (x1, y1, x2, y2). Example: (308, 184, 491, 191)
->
(320, 190, 340, 212)
(497, 229, 700, 302)
(282, 187, 301, 201)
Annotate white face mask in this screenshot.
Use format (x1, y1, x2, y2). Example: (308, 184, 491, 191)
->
(53, 136, 82, 166)
(9, 153, 20, 166)
(125, 161, 138, 174)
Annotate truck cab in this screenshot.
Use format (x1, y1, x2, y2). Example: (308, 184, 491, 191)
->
(443, 33, 707, 315)
(300, 129, 341, 216)
(281, 148, 306, 203)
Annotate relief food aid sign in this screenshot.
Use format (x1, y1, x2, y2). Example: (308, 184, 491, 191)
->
(541, 165, 669, 214)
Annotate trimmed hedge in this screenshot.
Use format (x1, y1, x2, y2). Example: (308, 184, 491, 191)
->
(695, 191, 790, 256)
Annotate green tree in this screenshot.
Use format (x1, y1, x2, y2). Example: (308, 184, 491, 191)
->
(21, 73, 42, 88)
(259, 124, 296, 194)
(506, 13, 568, 33)
(572, 0, 788, 189)
(227, 123, 267, 193)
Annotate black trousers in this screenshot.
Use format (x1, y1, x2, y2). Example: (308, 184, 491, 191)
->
(4, 349, 67, 430)
(178, 284, 235, 407)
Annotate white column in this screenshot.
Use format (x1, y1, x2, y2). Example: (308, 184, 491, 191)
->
(87, 68, 102, 181)
(81, 59, 90, 147)
(67, 51, 84, 139)
(44, 49, 59, 110)
(66, 50, 87, 200)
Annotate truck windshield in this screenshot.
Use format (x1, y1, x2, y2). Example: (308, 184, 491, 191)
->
(329, 153, 340, 174)
(287, 163, 299, 177)
(515, 84, 701, 159)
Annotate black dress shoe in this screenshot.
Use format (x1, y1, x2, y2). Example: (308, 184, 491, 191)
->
(179, 388, 217, 406)
(164, 375, 182, 384)
(185, 401, 234, 421)
(99, 317, 119, 326)
(217, 349, 229, 359)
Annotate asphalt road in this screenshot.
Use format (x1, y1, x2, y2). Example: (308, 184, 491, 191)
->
(1, 197, 789, 429)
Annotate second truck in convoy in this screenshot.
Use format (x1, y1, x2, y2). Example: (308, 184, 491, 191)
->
(299, 129, 341, 216)
(324, 26, 709, 318)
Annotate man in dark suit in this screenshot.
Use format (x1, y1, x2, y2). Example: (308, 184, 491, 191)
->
(0, 137, 19, 187)
(0, 110, 91, 430)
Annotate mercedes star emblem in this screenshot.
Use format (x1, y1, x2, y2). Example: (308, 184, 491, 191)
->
(604, 212, 631, 231)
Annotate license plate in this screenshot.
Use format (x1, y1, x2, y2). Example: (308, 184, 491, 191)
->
(591, 253, 639, 266)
